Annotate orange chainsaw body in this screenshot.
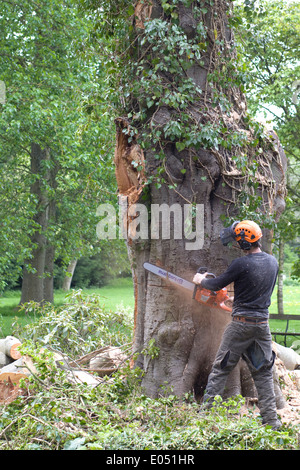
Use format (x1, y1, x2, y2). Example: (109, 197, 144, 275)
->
(194, 285, 232, 312)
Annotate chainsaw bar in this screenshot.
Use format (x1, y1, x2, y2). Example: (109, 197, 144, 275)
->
(143, 262, 232, 312)
(143, 262, 195, 292)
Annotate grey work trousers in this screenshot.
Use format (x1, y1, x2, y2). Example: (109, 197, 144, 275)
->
(203, 319, 281, 429)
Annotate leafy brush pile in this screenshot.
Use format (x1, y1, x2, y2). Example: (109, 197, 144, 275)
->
(0, 363, 298, 451)
(14, 289, 134, 358)
(0, 290, 298, 450)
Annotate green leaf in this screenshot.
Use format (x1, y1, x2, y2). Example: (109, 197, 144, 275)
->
(176, 142, 186, 152)
(63, 437, 86, 451)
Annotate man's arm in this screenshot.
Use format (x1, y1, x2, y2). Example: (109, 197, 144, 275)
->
(193, 261, 240, 291)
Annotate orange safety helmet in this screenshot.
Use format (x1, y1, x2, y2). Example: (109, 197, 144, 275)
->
(220, 219, 263, 250)
(234, 220, 262, 243)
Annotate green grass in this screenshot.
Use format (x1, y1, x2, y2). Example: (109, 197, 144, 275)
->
(0, 278, 299, 346)
(269, 284, 300, 316)
(0, 277, 134, 337)
(269, 283, 300, 346)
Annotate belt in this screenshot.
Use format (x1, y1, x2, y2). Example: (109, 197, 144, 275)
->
(233, 315, 268, 325)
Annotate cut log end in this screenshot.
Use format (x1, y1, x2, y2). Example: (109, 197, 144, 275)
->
(0, 336, 22, 360)
(0, 373, 28, 404)
(10, 343, 22, 360)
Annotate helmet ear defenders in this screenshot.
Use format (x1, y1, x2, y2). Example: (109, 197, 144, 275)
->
(220, 221, 240, 246)
(237, 230, 252, 251)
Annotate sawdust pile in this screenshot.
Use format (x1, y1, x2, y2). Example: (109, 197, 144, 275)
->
(275, 357, 300, 427)
(240, 355, 300, 428)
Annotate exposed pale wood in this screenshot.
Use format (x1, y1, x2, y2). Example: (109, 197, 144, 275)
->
(69, 346, 127, 377)
(0, 336, 22, 360)
(0, 357, 33, 404)
(84, 368, 116, 377)
(0, 371, 28, 384)
(0, 375, 28, 404)
(0, 356, 36, 379)
(273, 342, 300, 370)
(69, 346, 112, 367)
(65, 369, 101, 386)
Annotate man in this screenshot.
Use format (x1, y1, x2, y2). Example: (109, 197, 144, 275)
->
(193, 220, 281, 430)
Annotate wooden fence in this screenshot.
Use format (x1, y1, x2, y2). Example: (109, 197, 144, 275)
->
(269, 314, 300, 346)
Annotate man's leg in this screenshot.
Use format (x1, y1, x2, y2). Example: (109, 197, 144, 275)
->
(203, 350, 241, 405)
(203, 322, 245, 406)
(244, 325, 281, 429)
(251, 355, 281, 430)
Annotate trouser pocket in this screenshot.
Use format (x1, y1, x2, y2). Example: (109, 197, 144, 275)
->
(242, 341, 275, 371)
(219, 349, 240, 371)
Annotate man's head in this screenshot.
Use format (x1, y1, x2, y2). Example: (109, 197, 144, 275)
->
(234, 220, 262, 251)
(220, 220, 263, 251)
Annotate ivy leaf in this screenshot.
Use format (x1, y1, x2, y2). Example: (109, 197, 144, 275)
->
(176, 142, 186, 152)
(63, 437, 86, 450)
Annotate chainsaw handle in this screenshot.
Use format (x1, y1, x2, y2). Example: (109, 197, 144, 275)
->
(192, 267, 216, 299)
(196, 267, 216, 278)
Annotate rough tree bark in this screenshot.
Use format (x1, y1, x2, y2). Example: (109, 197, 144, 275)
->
(20, 143, 56, 304)
(21, 143, 50, 304)
(43, 164, 57, 303)
(114, 1, 287, 401)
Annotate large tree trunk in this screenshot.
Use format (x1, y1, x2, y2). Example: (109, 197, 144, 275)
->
(43, 166, 57, 303)
(21, 143, 50, 304)
(114, 1, 287, 400)
(20, 144, 57, 304)
(44, 242, 55, 303)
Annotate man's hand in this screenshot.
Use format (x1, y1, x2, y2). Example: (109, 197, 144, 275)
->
(193, 273, 207, 285)
(224, 296, 234, 308)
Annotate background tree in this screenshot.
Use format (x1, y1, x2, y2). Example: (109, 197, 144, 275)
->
(82, 0, 287, 401)
(235, 0, 300, 314)
(0, 0, 116, 300)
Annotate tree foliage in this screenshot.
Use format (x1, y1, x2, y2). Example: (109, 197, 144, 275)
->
(0, 0, 297, 295)
(234, 0, 300, 274)
(79, 0, 286, 234)
(0, 0, 298, 450)
(0, 0, 116, 294)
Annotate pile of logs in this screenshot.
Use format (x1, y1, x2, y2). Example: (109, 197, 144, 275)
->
(0, 337, 127, 404)
(0, 336, 27, 404)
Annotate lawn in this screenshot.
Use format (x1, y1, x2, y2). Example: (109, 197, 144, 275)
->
(269, 284, 300, 316)
(0, 277, 135, 337)
(268, 283, 300, 346)
(0, 278, 299, 346)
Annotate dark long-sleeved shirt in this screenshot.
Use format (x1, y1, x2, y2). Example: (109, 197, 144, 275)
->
(201, 252, 278, 319)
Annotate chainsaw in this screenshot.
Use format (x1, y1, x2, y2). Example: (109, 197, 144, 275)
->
(143, 262, 232, 313)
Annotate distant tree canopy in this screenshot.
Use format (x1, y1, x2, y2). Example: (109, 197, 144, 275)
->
(0, 0, 118, 295)
(235, 0, 300, 273)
